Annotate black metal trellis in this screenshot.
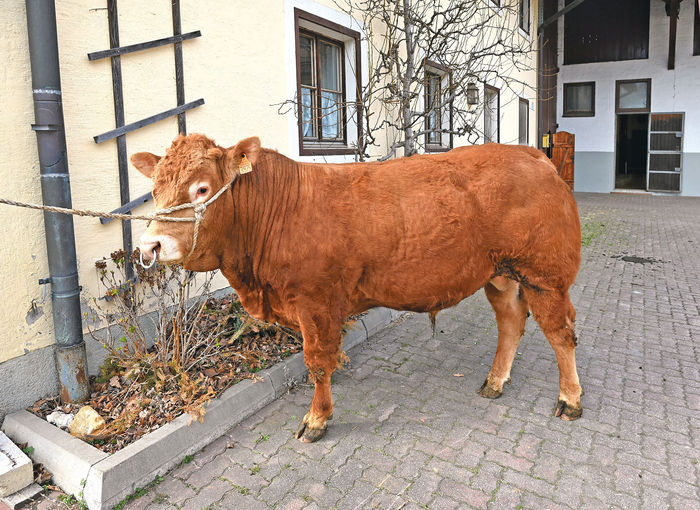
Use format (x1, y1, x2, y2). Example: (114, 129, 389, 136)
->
(89, 0, 204, 278)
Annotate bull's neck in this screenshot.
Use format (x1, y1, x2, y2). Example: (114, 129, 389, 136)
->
(222, 150, 304, 288)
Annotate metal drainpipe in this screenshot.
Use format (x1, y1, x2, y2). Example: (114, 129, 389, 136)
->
(25, 0, 89, 403)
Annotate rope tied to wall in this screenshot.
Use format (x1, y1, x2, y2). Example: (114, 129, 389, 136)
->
(0, 176, 235, 266)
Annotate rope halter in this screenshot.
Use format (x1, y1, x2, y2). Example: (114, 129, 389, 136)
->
(139, 176, 235, 268)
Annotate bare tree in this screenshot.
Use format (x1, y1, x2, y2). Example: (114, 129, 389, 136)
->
(280, 0, 534, 160)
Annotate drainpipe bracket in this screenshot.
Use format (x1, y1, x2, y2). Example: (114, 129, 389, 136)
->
(31, 123, 60, 132)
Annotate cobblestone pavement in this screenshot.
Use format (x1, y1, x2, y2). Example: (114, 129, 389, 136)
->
(26, 193, 700, 509)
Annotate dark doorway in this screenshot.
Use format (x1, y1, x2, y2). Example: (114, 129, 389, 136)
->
(615, 114, 648, 189)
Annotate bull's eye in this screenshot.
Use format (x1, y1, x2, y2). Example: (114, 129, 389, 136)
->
(197, 187, 208, 196)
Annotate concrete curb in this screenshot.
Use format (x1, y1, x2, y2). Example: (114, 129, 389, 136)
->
(1, 307, 398, 510)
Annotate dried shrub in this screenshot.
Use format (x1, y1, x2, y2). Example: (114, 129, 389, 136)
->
(68, 250, 303, 451)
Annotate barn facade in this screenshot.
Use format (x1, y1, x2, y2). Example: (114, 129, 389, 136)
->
(540, 0, 700, 195)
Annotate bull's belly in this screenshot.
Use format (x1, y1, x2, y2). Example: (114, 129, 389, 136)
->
(354, 259, 492, 314)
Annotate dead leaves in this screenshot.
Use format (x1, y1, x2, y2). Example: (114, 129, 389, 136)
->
(29, 294, 302, 454)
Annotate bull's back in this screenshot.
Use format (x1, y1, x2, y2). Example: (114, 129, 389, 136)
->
(330, 144, 580, 312)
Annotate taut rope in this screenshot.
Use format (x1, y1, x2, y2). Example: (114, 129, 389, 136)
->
(0, 177, 235, 266)
(0, 197, 195, 223)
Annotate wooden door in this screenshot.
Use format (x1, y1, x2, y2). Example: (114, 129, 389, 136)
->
(552, 131, 575, 190)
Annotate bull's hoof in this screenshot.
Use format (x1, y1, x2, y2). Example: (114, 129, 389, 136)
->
(295, 421, 327, 443)
(554, 399, 582, 421)
(477, 379, 503, 399)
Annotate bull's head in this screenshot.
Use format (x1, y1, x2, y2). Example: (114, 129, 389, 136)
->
(131, 134, 261, 271)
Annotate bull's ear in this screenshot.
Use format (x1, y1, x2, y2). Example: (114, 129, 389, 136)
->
(130, 152, 161, 179)
(232, 137, 261, 165)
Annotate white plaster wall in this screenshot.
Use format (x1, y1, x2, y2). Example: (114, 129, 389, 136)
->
(454, 0, 539, 149)
(557, 0, 700, 164)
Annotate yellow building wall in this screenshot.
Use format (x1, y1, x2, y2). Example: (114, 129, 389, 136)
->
(0, 0, 538, 365)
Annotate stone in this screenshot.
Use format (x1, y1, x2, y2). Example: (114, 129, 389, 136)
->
(46, 411, 74, 429)
(68, 406, 105, 439)
(0, 433, 33, 498)
(1, 483, 42, 509)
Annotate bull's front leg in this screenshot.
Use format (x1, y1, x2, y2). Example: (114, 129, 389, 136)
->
(295, 313, 344, 443)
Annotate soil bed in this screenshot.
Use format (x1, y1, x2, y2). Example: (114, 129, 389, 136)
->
(28, 294, 303, 454)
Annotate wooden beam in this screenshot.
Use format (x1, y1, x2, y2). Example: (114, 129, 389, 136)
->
(668, 0, 680, 70)
(87, 31, 200, 61)
(93, 99, 204, 143)
(538, 0, 587, 33)
(107, 0, 134, 280)
(172, 0, 187, 134)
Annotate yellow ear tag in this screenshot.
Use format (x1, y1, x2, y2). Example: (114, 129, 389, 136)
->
(239, 154, 253, 174)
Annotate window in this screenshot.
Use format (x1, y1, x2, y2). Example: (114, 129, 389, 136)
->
(563, 82, 595, 117)
(615, 79, 650, 113)
(424, 62, 453, 152)
(693, 0, 699, 55)
(294, 9, 361, 156)
(426, 72, 442, 146)
(519, 98, 529, 145)
(564, 0, 649, 65)
(299, 33, 343, 141)
(519, 0, 530, 34)
(484, 85, 499, 143)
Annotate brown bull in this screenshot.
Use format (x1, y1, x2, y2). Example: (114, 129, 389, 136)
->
(132, 134, 583, 443)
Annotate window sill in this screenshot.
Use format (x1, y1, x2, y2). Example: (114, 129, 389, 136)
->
(562, 112, 595, 118)
(299, 144, 357, 156)
(425, 145, 451, 153)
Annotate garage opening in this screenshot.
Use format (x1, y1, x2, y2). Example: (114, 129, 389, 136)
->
(615, 113, 648, 190)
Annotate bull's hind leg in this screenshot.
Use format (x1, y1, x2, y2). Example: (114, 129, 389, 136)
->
(295, 312, 344, 443)
(478, 276, 529, 399)
(525, 289, 583, 420)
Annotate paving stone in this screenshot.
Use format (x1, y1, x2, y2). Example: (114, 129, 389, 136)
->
(154, 474, 196, 506)
(486, 449, 534, 473)
(183, 453, 231, 489)
(213, 489, 268, 510)
(406, 469, 441, 506)
(180, 478, 232, 510)
(469, 460, 502, 493)
(501, 469, 555, 499)
(489, 483, 522, 510)
(438, 478, 490, 509)
(258, 467, 305, 505)
(520, 492, 573, 510)
(293, 478, 343, 508)
(220, 463, 268, 492)
(428, 495, 460, 510)
(335, 480, 378, 510)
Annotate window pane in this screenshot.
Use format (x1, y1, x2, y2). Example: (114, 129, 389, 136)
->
(300, 88, 316, 138)
(484, 88, 498, 143)
(300, 36, 314, 86)
(519, 100, 528, 144)
(565, 84, 593, 113)
(320, 41, 341, 92)
(520, 0, 530, 32)
(618, 81, 648, 110)
(427, 73, 441, 144)
(321, 90, 341, 139)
